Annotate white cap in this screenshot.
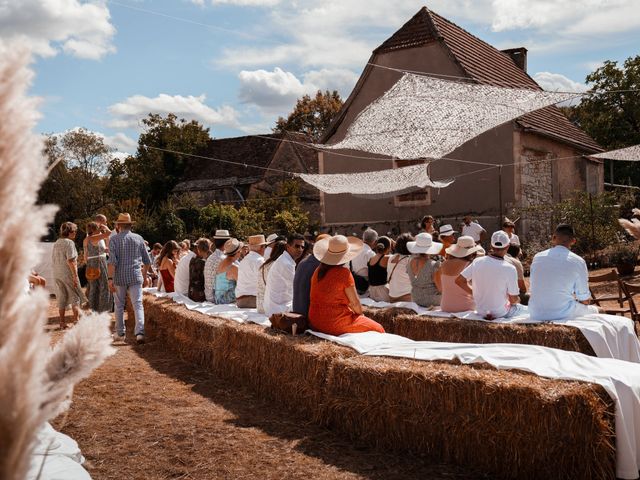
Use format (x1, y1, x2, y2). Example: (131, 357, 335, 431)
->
(491, 230, 510, 249)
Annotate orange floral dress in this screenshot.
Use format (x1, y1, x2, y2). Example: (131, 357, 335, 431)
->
(308, 267, 385, 336)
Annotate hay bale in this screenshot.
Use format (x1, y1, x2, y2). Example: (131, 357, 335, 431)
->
(323, 355, 615, 480)
(364, 307, 596, 356)
(362, 306, 414, 333)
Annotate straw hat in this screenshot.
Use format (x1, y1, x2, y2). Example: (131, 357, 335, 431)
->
(446, 235, 482, 258)
(223, 238, 243, 255)
(439, 224, 456, 237)
(313, 235, 363, 265)
(115, 213, 134, 224)
(265, 233, 278, 244)
(213, 229, 231, 239)
(248, 234, 268, 247)
(407, 232, 442, 255)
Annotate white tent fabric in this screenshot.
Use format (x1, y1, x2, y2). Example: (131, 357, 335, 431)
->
(321, 73, 579, 160)
(297, 163, 453, 197)
(592, 145, 640, 161)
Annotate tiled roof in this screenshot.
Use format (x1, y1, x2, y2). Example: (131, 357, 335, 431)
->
(374, 8, 440, 54)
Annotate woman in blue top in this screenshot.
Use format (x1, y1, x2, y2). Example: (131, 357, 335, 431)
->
(215, 238, 244, 304)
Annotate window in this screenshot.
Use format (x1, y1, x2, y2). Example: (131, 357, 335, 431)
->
(393, 159, 431, 206)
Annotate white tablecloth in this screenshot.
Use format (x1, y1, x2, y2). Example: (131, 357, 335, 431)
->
(27, 423, 91, 480)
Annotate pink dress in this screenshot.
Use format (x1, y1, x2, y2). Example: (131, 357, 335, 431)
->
(440, 273, 475, 313)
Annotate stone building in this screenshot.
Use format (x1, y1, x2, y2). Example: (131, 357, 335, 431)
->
(319, 6, 603, 240)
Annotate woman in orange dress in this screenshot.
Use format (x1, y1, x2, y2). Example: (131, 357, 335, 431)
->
(308, 235, 385, 336)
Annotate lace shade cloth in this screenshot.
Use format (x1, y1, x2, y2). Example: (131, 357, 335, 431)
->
(592, 145, 640, 161)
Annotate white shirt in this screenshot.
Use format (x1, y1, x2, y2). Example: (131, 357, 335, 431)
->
(264, 250, 296, 316)
(461, 255, 519, 318)
(204, 249, 224, 302)
(387, 254, 412, 298)
(528, 246, 591, 321)
(174, 251, 196, 295)
(264, 245, 272, 260)
(350, 244, 375, 278)
(462, 222, 485, 242)
(235, 250, 264, 297)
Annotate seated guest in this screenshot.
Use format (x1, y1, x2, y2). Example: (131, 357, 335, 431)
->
(178, 239, 191, 259)
(173, 244, 196, 296)
(350, 228, 378, 295)
(204, 229, 231, 302)
(387, 233, 414, 302)
(503, 219, 520, 246)
(293, 234, 330, 316)
(438, 236, 481, 312)
(257, 240, 286, 314)
(406, 233, 443, 308)
(505, 244, 528, 305)
(188, 238, 211, 302)
(215, 238, 243, 304)
(264, 233, 305, 316)
(235, 235, 268, 308)
(529, 224, 600, 320)
(264, 233, 282, 259)
(308, 235, 385, 335)
(437, 224, 456, 256)
(158, 240, 180, 293)
(367, 236, 392, 302)
(456, 231, 522, 319)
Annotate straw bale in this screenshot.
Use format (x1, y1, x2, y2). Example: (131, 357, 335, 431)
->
(364, 307, 596, 356)
(323, 355, 615, 480)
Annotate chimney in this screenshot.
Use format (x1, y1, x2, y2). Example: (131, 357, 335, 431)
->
(501, 47, 528, 72)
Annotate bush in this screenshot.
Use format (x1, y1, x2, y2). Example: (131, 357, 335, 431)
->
(156, 209, 186, 242)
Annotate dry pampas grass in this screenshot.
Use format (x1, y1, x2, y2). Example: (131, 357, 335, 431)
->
(0, 48, 114, 480)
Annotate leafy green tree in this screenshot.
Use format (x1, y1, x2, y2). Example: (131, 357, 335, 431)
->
(274, 90, 343, 141)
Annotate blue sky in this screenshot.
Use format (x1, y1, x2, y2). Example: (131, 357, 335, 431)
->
(3, 0, 639, 157)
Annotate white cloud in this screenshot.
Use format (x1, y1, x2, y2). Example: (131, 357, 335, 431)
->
(210, 0, 281, 5)
(533, 72, 587, 93)
(103, 132, 137, 155)
(107, 94, 240, 130)
(0, 0, 116, 60)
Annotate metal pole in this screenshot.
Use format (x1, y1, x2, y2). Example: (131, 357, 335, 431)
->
(498, 165, 503, 225)
(588, 192, 596, 268)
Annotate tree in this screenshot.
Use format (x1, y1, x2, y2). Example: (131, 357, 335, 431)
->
(569, 55, 640, 185)
(274, 90, 343, 141)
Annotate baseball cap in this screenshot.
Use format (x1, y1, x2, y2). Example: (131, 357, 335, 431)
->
(491, 230, 510, 249)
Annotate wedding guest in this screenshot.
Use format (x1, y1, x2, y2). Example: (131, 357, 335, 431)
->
(204, 229, 231, 302)
(215, 238, 243, 304)
(505, 244, 528, 305)
(83, 221, 112, 312)
(174, 243, 196, 296)
(292, 234, 330, 316)
(387, 233, 413, 302)
(406, 233, 442, 307)
(350, 228, 378, 295)
(158, 240, 180, 293)
(438, 236, 481, 313)
(503, 219, 520, 246)
(264, 233, 305, 315)
(437, 224, 456, 256)
(264, 233, 282, 259)
(367, 236, 392, 302)
(235, 235, 268, 308)
(188, 238, 211, 302)
(257, 240, 286, 314)
(52, 222, 86, 329)
(461, 215, 487, 244)
(178, 239, 191, 259)
(420, 215, 437, 236)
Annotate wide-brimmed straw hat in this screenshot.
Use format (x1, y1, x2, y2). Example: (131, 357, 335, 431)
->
(223, 238, 243, 255)
(115, 213, 135, 224)
(213, 229, 231, 239)
(407, 232, 442, 255)
(446, 235, 483, 258)
(313, 235, 363, 265)
(248, 234, 268, 247)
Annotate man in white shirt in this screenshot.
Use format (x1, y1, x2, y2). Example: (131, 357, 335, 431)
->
(502, 219, 520, 246)
(456, 231, 522, 319)
(235, 234, 267, 308)
(528, 224, 600, 320)
(350, 228, 378, 295)
(174, 249, 196, 296)
(204, 229, 230, 302)
(461, 215, 487, 244)
(264, 233, 305, 316)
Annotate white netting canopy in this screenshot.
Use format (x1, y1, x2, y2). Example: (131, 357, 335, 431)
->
(592, 145, 640, 161)
(320, 73, 579, 159)
(298, 163, 453, 198)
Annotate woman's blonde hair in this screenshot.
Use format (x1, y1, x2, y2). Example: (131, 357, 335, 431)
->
(59, 221, 77, 238)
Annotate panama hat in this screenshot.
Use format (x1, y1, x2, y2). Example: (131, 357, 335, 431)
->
(223, 238, 243, 255)
(247, 234, 268, 246)
(446, 236, 482, 258)
(313, 235, 363, 266)
(115, 213, 135, 224)
(265, 233, 278, 244)
(439, 224, 456, 237)
(407, 232, 442, 255)
(213, 229, 231, 239)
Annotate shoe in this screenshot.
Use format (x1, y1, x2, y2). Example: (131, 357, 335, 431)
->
(136, 334, 145, 344)
(112, 334, 125, 344)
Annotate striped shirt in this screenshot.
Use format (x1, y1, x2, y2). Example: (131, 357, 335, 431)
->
(108, 230, 151, 286)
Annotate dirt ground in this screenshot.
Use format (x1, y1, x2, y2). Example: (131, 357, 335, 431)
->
(47, 302, 482, 480)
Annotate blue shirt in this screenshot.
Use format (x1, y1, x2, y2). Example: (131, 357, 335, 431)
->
(292, 255, 320, 316)
(108, 230, 151, 286)
(528, 246, 591, 321)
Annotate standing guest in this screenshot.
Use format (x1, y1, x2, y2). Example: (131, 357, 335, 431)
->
(438, 236, 481, 313)
(264, 233, 305, 315)
(350, 228, 378, 295)
(263, 233, 280, 259)
(94, 214, 110, 253)
(406, 233, 443, 308)
(174, 243, 196, 296)
(308, 235, 385, 335)
(461, 215, 487, 245)
(235, 235, 268, 308)
(293, 234, 330, 316)
(188, 238, 211, 302)
(158, 240, 180, 293)
(107, 213, 152, 344)
(257, 240, 286, 314)
(505, 244, 528, 305)
(83, 221, 112, 312)
(148, 242, 163, 286)
(503, 219, 520, 246)
(528, 224, 600, 320)
(367, 236, 392, 302)
(52, 222, 87, 329)
(204, 229, 231, 302)
(420, 215, 437, 236)
(386, 233, 414, 302)
(215, 238, 243, 304)
(178, 239, 191, 259)
(455, 231, 522, 319)
(437, 224, 456, 256)
(29, 271, 46, 288)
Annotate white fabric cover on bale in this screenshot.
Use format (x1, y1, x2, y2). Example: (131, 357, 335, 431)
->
(321, 73, 579, 160)
(592, 144, 640, 161)
(298, 163, 453, 197)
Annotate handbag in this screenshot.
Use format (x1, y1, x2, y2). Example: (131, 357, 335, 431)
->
(85, 266, 101, 281)
(269, 312, 309, 335)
